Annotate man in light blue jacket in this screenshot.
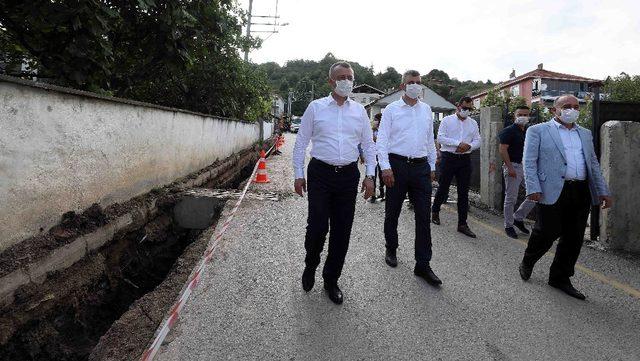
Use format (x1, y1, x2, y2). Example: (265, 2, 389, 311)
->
(519, 95, 612, 300)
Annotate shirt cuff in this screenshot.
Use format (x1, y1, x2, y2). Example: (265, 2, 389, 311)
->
(379, 159, 391, 170)
(294, 168, 305, 179)
(365, 165, 375, 177)
(429, 161, 436, 171)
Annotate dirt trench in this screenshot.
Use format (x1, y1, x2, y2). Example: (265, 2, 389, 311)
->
(0, 147, 263, 361)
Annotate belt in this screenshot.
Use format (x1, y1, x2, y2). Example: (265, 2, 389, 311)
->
(389, 153, 428, 164)
(565, 179, 587, 184)
(442, 151, 471, 158)
(311, 158, 357, 173)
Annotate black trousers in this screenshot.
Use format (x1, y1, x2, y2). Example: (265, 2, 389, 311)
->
(304, 158, 360, 285)
(432, 152, 472, 226)
(384, 156, 433, 266)
(522, 181, 591, 283)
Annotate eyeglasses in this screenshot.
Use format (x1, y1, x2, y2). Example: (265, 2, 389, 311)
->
(461, 107, 474, 111)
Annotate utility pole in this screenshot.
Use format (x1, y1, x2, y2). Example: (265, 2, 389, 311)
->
(243, 0, 254, 62)
(243, 0, 289, 62)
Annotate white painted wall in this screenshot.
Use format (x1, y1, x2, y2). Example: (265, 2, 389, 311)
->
(0, 79, 264, 251)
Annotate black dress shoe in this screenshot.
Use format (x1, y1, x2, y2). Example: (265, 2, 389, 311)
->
(505, 227, 518, 239)
(324, 283, 343, 304)
(431, 212, 440, 225)
(457, 224, 477, 238)
(302, 267, 315, 292)
(385, 249, 398, 267)
(513, 220, 530, 234)
(370, 196, 377, 204)
(548, 280, 586, 300)
(519, 262, 533, 281)
(414, 265, 442, 286)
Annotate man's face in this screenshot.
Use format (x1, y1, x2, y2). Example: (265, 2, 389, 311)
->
(514, 108, 531, 118)
(329, 67, 355, 88)
(554, 96, 579, 117)
(400, 75, 421, 90)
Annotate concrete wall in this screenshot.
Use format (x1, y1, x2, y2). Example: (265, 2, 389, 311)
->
(479, 106, 504, 210)
(600, 121, 640, 252)
(0, 77, 264, 252)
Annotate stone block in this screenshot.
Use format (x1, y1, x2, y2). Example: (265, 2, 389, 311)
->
(479, 107, 504, 210)
(0, 268, 29, 308)
(600, 121, 640, 252)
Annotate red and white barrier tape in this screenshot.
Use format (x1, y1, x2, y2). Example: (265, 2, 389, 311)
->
(141, 143, 275, 361)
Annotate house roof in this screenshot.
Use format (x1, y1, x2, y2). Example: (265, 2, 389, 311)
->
(470, 68, 600, 99)
(365, 84, 456, 112)
(352, 83, 385, 95)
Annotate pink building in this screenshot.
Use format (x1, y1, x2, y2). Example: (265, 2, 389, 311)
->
(470, 63, 598, 108)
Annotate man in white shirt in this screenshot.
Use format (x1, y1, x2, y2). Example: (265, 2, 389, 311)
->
(292, 62, 376, 305)
(431, 96, 481, 238)
(377, 70, 441, 286)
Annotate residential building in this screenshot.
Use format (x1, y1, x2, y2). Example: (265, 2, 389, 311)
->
(470, 63, 599, 108)
(349, 83, 385, 106)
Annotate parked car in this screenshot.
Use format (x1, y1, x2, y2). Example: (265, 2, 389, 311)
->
(289, 116, 301, 132)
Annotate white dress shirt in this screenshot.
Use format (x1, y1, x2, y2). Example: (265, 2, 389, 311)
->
(376, 99, 437, 170)
(437, 114, 481, 154)
(292, 94, 376, 179)
(553, 119, 587, 180)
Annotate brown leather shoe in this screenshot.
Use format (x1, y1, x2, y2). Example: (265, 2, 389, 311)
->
(457, 224, 477, 238)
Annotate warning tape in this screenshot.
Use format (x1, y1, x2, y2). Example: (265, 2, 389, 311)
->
(141, 143, 275, 361)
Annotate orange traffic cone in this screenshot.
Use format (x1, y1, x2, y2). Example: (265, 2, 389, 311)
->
(254, 150, 270, 183)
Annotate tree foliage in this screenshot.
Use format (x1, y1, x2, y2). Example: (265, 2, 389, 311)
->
(0, 0, 270, 120)
(259, 53, 494, 115)
(604, 72, 640, 102)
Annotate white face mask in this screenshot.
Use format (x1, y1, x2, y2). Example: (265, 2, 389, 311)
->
(514, 116, 529, 125)
(334, 79, 353, 97)
(559, 108, 579, 123)
(458, 109, 470, 118)
(404, 83, 422, 99)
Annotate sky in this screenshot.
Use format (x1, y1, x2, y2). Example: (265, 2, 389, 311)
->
(238, 0, 640, 83)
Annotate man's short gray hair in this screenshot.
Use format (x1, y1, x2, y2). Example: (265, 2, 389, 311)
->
(402, 69, 421, 83)
(329, 61, 352, 79)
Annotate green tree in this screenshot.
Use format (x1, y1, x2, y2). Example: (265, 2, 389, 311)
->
(604, 72, 640, 102)
(0, 0, 269, 120)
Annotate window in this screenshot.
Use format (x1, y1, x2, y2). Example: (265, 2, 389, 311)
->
(511, 85, 520, 96)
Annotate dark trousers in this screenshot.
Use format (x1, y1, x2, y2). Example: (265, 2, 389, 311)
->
(304, 158, 360, 285)
(432, 152, 472, 226)
(384, 156, 433, 266)
(373, 163, 385, 198)
(522, 181, 591, 283)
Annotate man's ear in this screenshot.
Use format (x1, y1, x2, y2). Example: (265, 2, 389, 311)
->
(399, 83, 406, 90)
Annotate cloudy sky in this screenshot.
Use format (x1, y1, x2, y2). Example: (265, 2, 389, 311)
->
(238, 0, 639, 83)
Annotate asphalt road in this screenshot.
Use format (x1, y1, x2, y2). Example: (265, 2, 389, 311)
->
(157, 133, 640, 361)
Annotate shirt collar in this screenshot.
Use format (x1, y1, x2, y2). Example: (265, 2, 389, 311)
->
(327, 93, 352, 105)
(553, 118, 577, 131)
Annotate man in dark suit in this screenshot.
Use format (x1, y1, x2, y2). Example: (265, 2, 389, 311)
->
(519, 95, 612, 300)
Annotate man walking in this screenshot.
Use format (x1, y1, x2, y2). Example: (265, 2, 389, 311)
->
(377, 70, 441, 286)
(293, 62, 376, 304)
(431, 96, 481, 238)
(499, 105, 536, 238)
(519, 95, 612, 300)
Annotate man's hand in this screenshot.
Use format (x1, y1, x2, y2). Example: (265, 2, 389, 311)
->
(507, 166, 517, 178)
(431, 171, 437, 182)
(294, 178, 306, 197)
(599, 195, 613, 209)
(361, 178, 374, 199)
(527, 192, 542, 202)
(456, 142, 471, 153)
(382, 169, 395, 188)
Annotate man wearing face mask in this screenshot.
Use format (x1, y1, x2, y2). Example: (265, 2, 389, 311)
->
(498, 105, 537, 239)
(377, 70, 440, 286)
(431, 96, 481, 238)
(292, 62, 376, 305)
(519, 95, 612, 300)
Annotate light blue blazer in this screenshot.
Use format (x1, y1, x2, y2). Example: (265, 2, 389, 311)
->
(523, 120, 610, 205)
